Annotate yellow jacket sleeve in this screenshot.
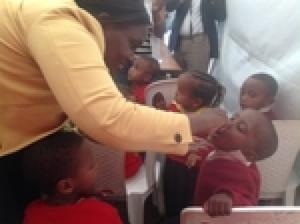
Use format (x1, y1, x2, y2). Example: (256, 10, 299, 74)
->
(26, 10, 192, 154)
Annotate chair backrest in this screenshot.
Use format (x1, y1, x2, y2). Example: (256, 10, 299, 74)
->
(144, 151, 158, 187)
(93, 144, 126, 196)
(181, 207, 300, 224)
(145, 78, 178, 107)
(257, 120, 300, 199)
(144, 79, 178, 187)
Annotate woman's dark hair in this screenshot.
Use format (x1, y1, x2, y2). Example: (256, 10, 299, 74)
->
(189, 71, 225, 107)
(75, 0, 150, 25)
(22, 131, 84, 195)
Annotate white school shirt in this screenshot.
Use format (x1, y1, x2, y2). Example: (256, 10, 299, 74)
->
(180, 0, 203, 36)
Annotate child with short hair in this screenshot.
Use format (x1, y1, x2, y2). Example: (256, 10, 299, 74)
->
(23, 131, 123, 224)
(164, 71, 226, 219)
(194, 109, 278, 217)
(127, 55, 160, 104)
(240, 73, 278, 120)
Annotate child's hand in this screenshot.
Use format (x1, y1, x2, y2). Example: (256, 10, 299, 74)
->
(188, 136, 214, 152)
(204, 193, 232, 217)
(186, 152, 201, 168)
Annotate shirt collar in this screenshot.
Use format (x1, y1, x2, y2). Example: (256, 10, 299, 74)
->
(259, 104, 273, 113)
(207, 150, 251, 166)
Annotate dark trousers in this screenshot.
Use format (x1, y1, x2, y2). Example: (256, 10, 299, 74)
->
(0, 150, 39, 224)
(163, 158, 198, 218)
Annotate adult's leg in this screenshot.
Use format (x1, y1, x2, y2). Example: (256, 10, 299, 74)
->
(0, 150, 39, 224)
(177, 33, 210, 73)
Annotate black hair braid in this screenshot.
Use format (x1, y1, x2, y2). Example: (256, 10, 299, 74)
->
(189, 71, 225, 107)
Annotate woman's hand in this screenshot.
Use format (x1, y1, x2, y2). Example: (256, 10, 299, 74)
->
(187, 108, 227, 137)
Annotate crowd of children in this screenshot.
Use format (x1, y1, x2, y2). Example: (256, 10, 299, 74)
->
(22, 52, 280, 224)
(162, 72, 278, 224)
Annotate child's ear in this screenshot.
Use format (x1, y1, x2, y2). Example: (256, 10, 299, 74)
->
(56, 178, 75, 195)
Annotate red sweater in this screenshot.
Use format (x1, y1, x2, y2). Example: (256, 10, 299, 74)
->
(23, 198, 123, 224)
(194, 159, 260, 206)
(131, 83, 148, 105)
(125, 153, 143, 179)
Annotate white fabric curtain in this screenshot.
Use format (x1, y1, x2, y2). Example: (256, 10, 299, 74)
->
(214, 0, 300, 119)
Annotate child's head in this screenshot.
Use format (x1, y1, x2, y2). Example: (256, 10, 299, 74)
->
(23, 131, 97, 197)
(240, 73, 278, 110)
(210, 109, 278, 162)
(128, 55, 160, 83)
(152, 92, 167, 110)
(175, 71, 224, 112)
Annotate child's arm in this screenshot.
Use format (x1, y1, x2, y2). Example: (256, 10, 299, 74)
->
(185, 152, 202, 168)
(185, 141, 214, 168)
(204, 193, 233, 217)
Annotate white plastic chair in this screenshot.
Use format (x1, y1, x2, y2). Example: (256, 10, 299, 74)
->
(93, 143, 160, 224)
(257, 120, 300, 205)
(144, 79, 179, 215)
(125, 151, 161, 224)
(180, 207, 300, 224)
(145, 78, 178, 107)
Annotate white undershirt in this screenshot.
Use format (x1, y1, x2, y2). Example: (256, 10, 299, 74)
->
(207, 150, 252, 167)
(180, 0, 203, 36)
(259, 104, 273, 113)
